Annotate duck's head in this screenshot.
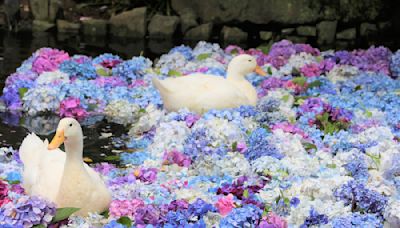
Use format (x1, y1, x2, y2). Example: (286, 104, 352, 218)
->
(48, 118, 83, 150)
(227, 54, 267, 78)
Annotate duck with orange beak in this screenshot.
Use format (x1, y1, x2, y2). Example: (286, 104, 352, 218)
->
(19, 118, 111, 216)
(152, 54, 267, 114)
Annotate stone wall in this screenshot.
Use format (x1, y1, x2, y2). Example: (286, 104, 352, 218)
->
(1, 0, 399, 50)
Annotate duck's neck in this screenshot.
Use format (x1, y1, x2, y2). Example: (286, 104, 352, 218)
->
(64, 136, 84, 164)
(227, 67, 246, 82)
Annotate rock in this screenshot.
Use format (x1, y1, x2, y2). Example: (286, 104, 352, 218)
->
(378, 21, 392, 30)
(285, 36, 307, 44)
(172, 0, 322, 25)
(296, 26, 316, 36)
(179, 9, 198, 32)
(317, 20, 338, 45)
(360, 23, 377, 37)
(221, 26, 247, 43)
(30, 0, 60, 22)
(30, 0, 49, 21)
(49, 0, 61, 22)
(57, 20, 80, 33)
(184, 23, 213, 40)
(339, 0, 384, 23)
(82, 19, 108, 36)
(281, 28, 295, 35)
(259, 31, 273, 41)
(336, 28, 356, 40)
(32, 20, 55, 32)
(148, 14, 180, 38)
(110, 7, 147, 38)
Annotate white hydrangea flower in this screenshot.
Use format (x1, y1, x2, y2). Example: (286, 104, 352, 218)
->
(193, 118, 246, 148)
(327, 65, 359, 83)
(270, 129, 305, 157)
(36, 70, 70, 85)
(149, 121, 190, 157)
(129, 104, 164, 135)
(384, 198, 400, 228)
(22, 86, 64, 115)
(104, 100, 141, 125)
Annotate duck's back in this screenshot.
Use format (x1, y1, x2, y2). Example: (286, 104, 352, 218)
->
(156, 74, 250, 113)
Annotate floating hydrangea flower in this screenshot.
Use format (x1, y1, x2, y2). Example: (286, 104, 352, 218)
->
(0, 195, 56, 227)
(0, 180, 10, 207)
(112, 56, 152, 80)
(31, 48, 70, 74)
(59, 97, 88, 118)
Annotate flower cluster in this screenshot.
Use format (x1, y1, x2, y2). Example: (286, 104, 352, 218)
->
(1, 40, 400, 227)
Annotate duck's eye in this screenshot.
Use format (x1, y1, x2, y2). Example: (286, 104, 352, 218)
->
(248, 59, 252, 62)
(69, 123, 73, 127)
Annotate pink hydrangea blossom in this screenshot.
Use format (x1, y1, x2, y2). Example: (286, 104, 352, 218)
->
(215, 194, 235, 216)
(110, 199, 145, 218)
(0, 180, 10, 207)
(59, 97, 88, 118)
(300, 63, 321, 77)
(32, 48, 70, 74)
(129, 79, 147, 88)
(163, 150, 192, 167)
(185, 114, 200, 128)
(236, 142, 247, 153)
(259, 212, 288, 228)
(94, 76, 127, 88)
(225, 45, 245, 55)
(271, 122, 309, 139)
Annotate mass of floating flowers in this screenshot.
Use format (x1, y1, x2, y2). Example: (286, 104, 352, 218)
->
(1, 40, 400, 227)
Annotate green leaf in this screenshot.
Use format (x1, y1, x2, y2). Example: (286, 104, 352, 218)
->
(33, 225, 46, 228)
(231, 142, 238, 152)
(101, 209, 110, 218)
(168, 69, 182, 77)
(243, 189, 249, 198)
(104, 155, 120, 161)
(8, 180, 20, 185)
(282, 94, 290, 102)
(267, 67, 273, 75)
(18, 87, 28, 99)
(138, 108, 147, 114)
(52, 207, 80, 223)
(197, 53, 212, 61)
(257, 42, 273, 54)
(292, 77, 307, 87)
(283, 197, 290, 206)
(354, 85, 362, 91)
(117, 216, 132, 227)
(303, 142, 317, 151)
(96, 67, 111, 77)
(326, 164, 336, 169)
(307, 80, 322, 89)
(365, 110, 373, 118)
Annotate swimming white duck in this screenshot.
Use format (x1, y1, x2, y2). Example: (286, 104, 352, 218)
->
(152, 54, 267, 114)
(19, 118, 111, 216)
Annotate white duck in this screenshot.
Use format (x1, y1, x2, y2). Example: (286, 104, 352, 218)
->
(19, 118, 111, 216)
(152, 54, 267, 114)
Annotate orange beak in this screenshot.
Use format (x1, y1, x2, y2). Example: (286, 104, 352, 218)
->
(254, 65, 267, 76)
(48, 130, 65, 150)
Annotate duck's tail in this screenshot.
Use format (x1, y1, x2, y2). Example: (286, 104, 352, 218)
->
(19, 133, 44, 165)
(152, 77, 171, 95)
